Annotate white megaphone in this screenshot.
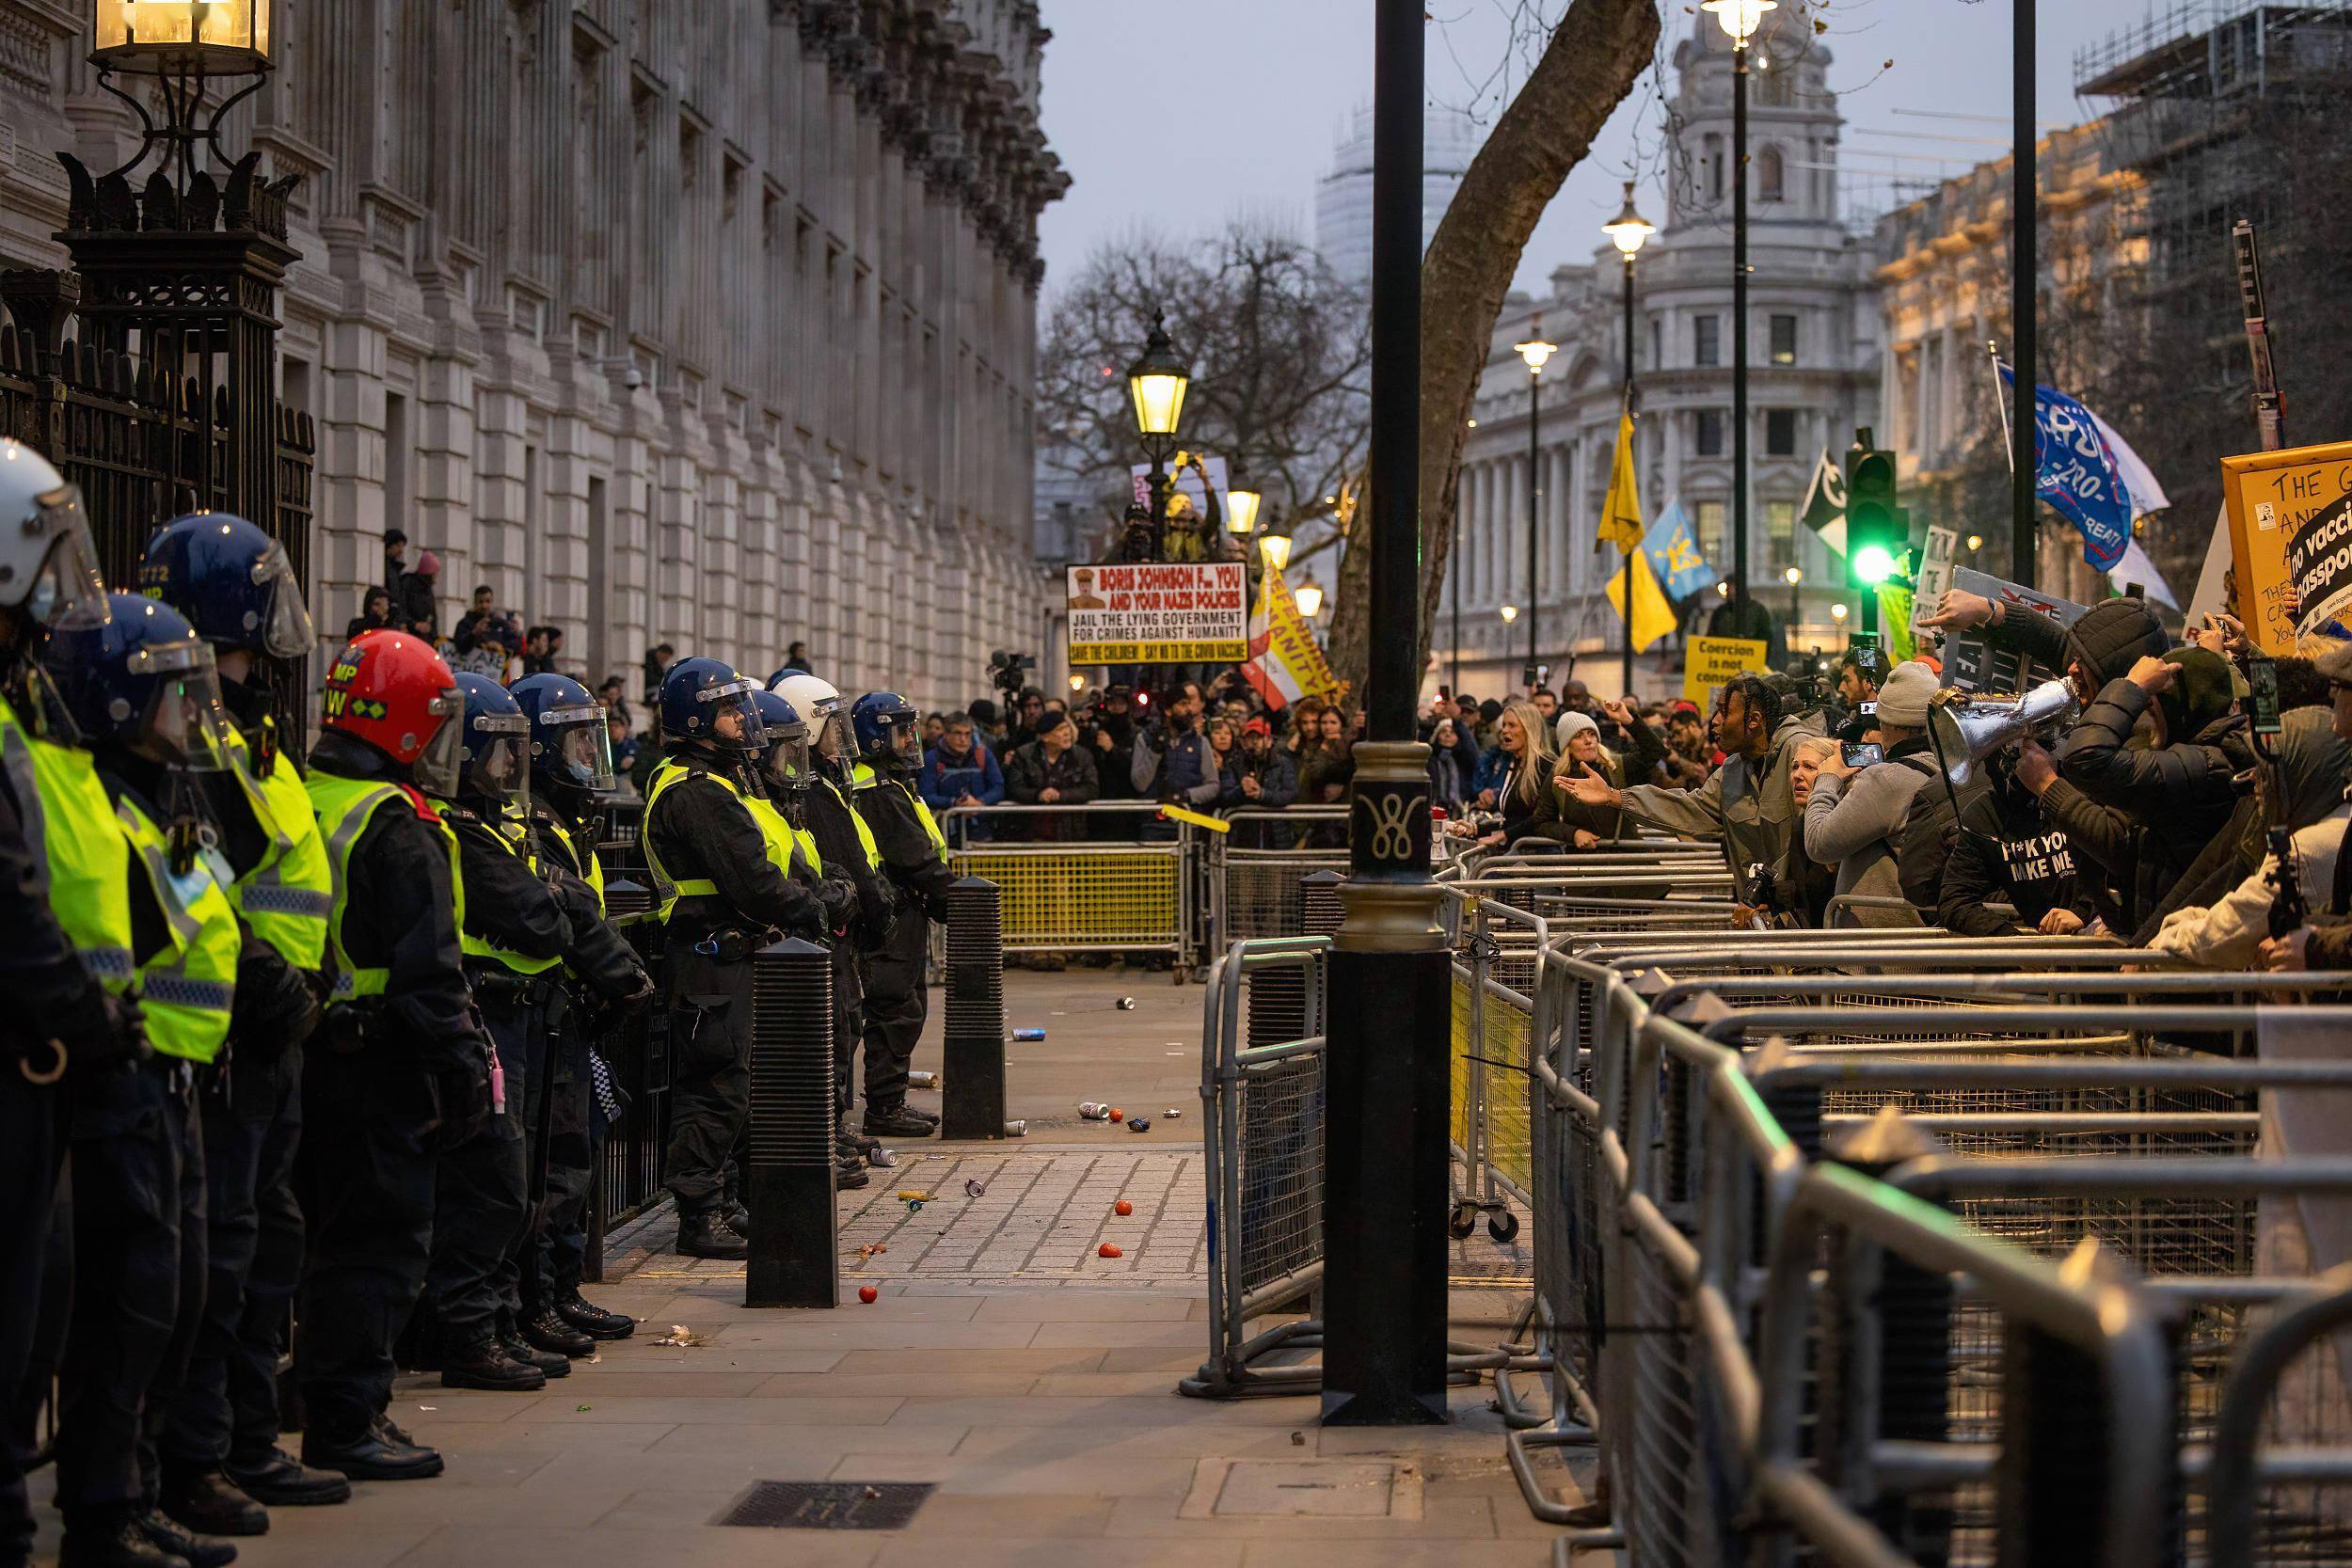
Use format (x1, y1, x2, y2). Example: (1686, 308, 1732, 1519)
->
(1931, 678, 2079, 786)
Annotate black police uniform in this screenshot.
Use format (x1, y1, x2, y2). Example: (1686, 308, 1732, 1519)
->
(434, 802, 569, 1373)
(0, 718, 139, 1563)
(297, 731, 487, 1470)
(644, 750, 826, 1227)
(803, 778, 889, 1126)
(516, 800, 648, 1333)
(161, 684, 336, 1526)
(853, 766, 955, 1122)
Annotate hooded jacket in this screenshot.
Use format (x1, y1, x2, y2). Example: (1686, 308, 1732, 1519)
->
(1934, 763, 2091, 936)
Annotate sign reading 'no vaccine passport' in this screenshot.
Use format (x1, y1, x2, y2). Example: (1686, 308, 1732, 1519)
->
(1065, 562, 1249, 665)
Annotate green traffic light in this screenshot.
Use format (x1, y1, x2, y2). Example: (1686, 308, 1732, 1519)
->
(1851, 543, 1898, 584)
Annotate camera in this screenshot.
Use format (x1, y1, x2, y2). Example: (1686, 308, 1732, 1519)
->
(987, 648, 1036, 698)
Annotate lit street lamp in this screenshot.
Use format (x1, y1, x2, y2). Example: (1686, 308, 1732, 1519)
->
(1783, 563, 1802, 643)
(1832, 601, 1849, 625)
(1295, 578, 1326, 620)
(1259, 531, 1293, 571)
(1601, 182, 1654, 699)
(1499, 602, 1518, 625)
(1226, 462, 1262, 537)
(1703, 0, 1772, 629)
(1513, 323, 1556, 692)
(1125, 309, 1190, 559)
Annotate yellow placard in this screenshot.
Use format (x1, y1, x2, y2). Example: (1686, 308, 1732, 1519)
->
(1682, 636, 1770, 705)
(2221, 440, 2352, 655)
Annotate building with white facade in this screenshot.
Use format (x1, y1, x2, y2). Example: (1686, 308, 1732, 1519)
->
(0, 0, 1064, 717)
(1314, 103, 1483, 287)
(1440, 17, 1881, 700)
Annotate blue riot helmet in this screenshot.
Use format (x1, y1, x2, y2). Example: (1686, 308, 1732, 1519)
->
(850, 691, 923, 772)
(510, 672, 616, 805)
(660, 657, 768, 755)
(447, 671, 531, 814)
(749, 689, 816, 801)
(137, 511, 314, 659)
(42, 593, 234, 770)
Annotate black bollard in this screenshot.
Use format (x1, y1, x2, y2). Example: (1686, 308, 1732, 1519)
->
(942, 877, 1008, 1139)
(746, 936, 836, 1307)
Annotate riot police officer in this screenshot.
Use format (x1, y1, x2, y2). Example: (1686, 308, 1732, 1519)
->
(300, 632, 490, 1481)
(0, 447, 145, 1568)
(643, 659, 829, 1258)
(507, 673, 653, 1344)
(849, 693, 956, 1141)
(43, 594, 252, 1568)
(139, 513, 353, 1529)
(422, 673, 568, 1391)
(771, 674, 898, 1171)
(745, 689, 866, 1191)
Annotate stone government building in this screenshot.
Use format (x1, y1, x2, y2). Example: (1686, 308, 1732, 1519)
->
(0, 0, 1065, 714)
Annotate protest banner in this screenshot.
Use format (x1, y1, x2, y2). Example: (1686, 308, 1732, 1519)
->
(1937, 567, 2090, 693)
(1682, 636, 1769, 705)
(2221, 439, 2352, 654)
(1064, 561, 1248, 664)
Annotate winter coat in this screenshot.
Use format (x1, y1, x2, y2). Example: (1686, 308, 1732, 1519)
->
(918, 740, 1006, 812)
(1526, 752, 1628, 845)
(2059, 653, 2255, 897)
(1934, 769, 2091, 937)
(1617, 707, 1825, 903)
(1804, 739, 1938, 927)
(1002, 740, 1099, 842)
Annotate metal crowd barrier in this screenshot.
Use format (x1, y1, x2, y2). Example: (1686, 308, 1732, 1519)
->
(938, 801, 1196, 977)
(1208, 806, 1350, 959)
(1181, 936, 1330, 1397)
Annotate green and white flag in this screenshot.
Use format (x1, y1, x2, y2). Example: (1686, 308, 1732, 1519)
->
(1799, 448, 1847, 556)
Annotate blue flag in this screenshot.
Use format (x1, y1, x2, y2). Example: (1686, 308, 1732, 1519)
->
(1641, 499, 1715, 602)
(1995, 361, 2133, 572)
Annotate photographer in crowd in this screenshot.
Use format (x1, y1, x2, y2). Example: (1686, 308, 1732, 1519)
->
(1797, 661, 1941, 927)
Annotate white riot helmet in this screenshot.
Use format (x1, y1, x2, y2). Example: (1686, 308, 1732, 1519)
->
(0, 440, 104, 629)
(771, 671, 852, 785)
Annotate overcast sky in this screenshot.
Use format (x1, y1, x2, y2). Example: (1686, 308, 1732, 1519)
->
(1036, 0, 2169, 300)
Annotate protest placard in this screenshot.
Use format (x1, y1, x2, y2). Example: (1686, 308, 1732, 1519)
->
(1064, 561, 1248, 664)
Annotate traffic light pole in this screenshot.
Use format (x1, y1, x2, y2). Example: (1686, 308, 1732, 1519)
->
(1732, 31, 1751, 624)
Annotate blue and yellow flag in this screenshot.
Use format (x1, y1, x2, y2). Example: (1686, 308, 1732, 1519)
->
(1606, 549, 1679, 654)
(1639, 499, 1713, 602)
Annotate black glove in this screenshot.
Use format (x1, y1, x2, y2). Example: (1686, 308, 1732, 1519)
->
(24, 990, 149, 1083)
(433, 1048, 494, 1149)
(603, 969, 657, 1019)
(230, 935, 324, 1054)
(815, 877, 859, 937)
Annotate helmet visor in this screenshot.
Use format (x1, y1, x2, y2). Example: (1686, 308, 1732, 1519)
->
(415, 685, 464, 796)
(538, 704, 616, 792)
(762, 732, 815, 793)
(468, 710, 531, 808)
(253, 540, 316, 658)
(701, 675, 768, 752)
(128, 636, 235, 771)
(813, 709, 855, 780)
(27, 503, 106, 630)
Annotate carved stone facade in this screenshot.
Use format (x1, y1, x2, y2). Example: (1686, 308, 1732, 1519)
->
(0, 0, 1066, 711)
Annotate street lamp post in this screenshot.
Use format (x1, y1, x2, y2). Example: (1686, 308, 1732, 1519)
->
(1705, 0, 1772, 631)
(1601, 182, 1655, 701)
(1126, 310, 1191, 560)
(1512, 325, 1556, 692)
(1784, 564, 1802, 649)
(1322, 0, 1450, 1429)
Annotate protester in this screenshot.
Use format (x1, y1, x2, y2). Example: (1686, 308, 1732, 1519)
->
(1295, 705, 1356, 808)
(1003, 711, 1098, 842)
(399, 547, 440, 632)
(1800, 661, 1941, 927)
(344, 587, 395, 641)
(1931, 737, 2094, 938)
(1537, 710, 1626, 847)
(918, 713, 1006, 814)
(1448, 703, 1552, 851)
(452, 586, 516, 679)
(1426, 716, 1468, 816)
(1220, 717, 1298, 838)
(596, 675, 631, 732)
(2263, 641, 2352, 972)
(641, 641, 674, 704)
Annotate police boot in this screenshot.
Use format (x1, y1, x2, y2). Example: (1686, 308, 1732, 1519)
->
(675, 1207, 749, 1259)
(723, 1197, 753, 1233)
(439, 1329, 548, 1392)
(518, 1303, 595, 1359)
(223, 1449, 351, 1508)
(59, 1508, 193, 1568)
(553, 1290, 636, 1340)
(159, 1467, 269, 1536)
(135, 1512, 236, 1568)
(496, 1307, 570, 1376)
(301, 1419, 443, 1482)
(862, 1102, 936, 1140)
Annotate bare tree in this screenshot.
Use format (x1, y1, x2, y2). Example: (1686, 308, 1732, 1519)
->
(1323, 0, 1661, 702)
(1035, 223, 1371, 562)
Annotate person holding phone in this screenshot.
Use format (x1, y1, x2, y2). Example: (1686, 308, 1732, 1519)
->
(1801, 661, 1942, 927)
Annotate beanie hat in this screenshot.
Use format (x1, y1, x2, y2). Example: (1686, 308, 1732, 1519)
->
(2062, 597, 2167, 689)
(415, 548, 441, 576)
(1874, 660, 1940, 727)
(2156, 646, 2236, 742)
(1555, 711, 1598, 752)
(1479, 699, 1503, 723)
(2313, 638, 2352, 686)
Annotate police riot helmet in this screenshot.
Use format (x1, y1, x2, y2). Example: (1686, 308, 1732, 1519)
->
(320, 631, 463, 793)
(772, 671, 851, 784)
(850, 691, 923, 771)
(660, 657, 768, 755)
(446, 672, 531, 813)
(0, 438, 104, 632)
(750, 689, 816, 800)
(137, 511, 314, 659)
(511, 672, 616, 800)
(42, 593, 234, 769)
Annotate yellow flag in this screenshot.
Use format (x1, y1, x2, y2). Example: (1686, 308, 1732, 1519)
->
(1605, 546, 1678, 654)
(1596, 410, 1643, 554)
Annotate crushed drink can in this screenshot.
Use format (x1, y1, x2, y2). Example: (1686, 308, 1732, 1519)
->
(1078, 1101, 1111, 1120)
(1012, 1027, 1046, 1042)
(1116, 997, 1137, 1010)
(908, 1069, 940, 1090)
(1003, 1119, 1027, 1137)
